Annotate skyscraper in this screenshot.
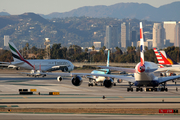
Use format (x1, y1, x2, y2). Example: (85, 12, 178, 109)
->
(131, 30, 137, 47)
(121, 22, 130, 48)
(153, 23, 165, 49)
(174, 22, 180, 47)
(105, 25, 118, 49)
(4, 35, 10, 47)
(163, 21, 176, 44)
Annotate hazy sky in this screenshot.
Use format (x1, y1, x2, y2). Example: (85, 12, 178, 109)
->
(0, 0, 179, 15)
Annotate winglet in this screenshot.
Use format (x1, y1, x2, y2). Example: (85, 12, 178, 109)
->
(140, 22, 144, 65)
(107, 49, 110, 67)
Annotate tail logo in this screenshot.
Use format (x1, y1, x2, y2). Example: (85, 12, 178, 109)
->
(9, 43, 35, 69)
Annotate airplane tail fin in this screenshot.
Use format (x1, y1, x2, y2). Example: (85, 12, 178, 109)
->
(8, 42, 35, 69)
(160, 50, 178, 65)
(140, 22, 144, 65)
(153, 48, 178, 65)
(9, 42, 23, 62)
(107, 49, 110, 67)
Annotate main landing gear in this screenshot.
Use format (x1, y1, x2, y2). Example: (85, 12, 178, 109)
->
(136, 87, 143, 92)
(160, 82, 168, 92)
(127, 82, 133, 92)
(88, 78, 98, 87)
(127, 82, 168, 92)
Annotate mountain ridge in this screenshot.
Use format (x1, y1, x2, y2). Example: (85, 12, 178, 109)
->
(42, 2, 180, 21)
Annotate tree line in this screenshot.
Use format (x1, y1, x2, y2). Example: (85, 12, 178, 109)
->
(0, 43, 180, 64)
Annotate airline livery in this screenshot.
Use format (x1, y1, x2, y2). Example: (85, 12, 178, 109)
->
(153, 48, 180, 74)
(87, 50, 119, 86)
(154, 48, 178, 65)
(0, 42, 74, 77)
(47, 22, 180, 92)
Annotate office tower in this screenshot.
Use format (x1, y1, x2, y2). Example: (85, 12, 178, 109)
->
(121, 22, 130, 48)
(145, 39, 153, 49)
(163, 21, 176, 44)
(105, 25, 118, 49)
(4, 35, 10, 46)
(153, 23, 165, 49)
(174, 23, 180, 47)
(131, 30, 137, 47)
(93, 42, 102, 50)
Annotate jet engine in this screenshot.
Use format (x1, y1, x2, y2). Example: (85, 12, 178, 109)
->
(117, 79, 123, 83)
(103, 78, 114, 88)
(62, 67, 68, 72)
(57, 76, 63, 82)
(71, 76, 83, 86)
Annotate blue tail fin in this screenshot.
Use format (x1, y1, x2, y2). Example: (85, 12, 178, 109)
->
(107, 49, 110, 67)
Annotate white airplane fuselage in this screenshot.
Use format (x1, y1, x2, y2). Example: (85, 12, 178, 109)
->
(90, 69, 110, 83)
(134, 61, 159, 87)
(12, 59, 74, 72)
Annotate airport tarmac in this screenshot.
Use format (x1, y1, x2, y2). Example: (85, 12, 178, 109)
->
(0, 113, 180, 120)
(0, 69, 180, 114)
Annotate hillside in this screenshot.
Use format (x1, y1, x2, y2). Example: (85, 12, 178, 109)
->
(43, 2, 180, 21)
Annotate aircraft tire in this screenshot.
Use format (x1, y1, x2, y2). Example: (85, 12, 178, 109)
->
(140, 88, 143, 92)
(131, 88, 133, 92)
(165, 88, 168, 92)
(136, 88, 139, 92)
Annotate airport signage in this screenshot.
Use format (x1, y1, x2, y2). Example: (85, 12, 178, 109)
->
(159, 109, 178, 113)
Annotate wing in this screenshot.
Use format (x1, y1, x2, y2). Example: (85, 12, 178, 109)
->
(158, 75, 180, 83)
(155, 66, 180, 73)
(0, 62, 10, 66)
(47, 72, 136, 83)
(98, 66, 136, 73)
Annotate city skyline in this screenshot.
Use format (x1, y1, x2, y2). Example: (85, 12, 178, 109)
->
(0, 0, 179, 15)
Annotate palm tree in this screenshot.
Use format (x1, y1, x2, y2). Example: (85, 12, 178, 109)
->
(92, 46, 95, 51)
(85, 48, 88, 52)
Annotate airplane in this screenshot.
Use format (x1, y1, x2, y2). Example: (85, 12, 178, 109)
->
(153, 48, 180, 76)
(153, 48, 178, 66)
(87, 49, 121, 86)
(0, 42, 74, 77)
(46, 22, 180, 92)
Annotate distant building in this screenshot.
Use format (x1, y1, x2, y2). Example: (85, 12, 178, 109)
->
(145, 39, 153, 49)
(174, 22, 180, 47)
(4, 35, 10, 47)
(153, 23, 165, 49)
(144, 31, 152, 41)
(163, 21, 176, 44)
(93, 42, 102, 50)
(121, 22, 130, 48)
(131, 30, 137, 47)
(105, 25, 118, 49)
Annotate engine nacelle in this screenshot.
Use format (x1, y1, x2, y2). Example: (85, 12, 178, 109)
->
(62, 67, 68, 72)
(117, 79, 123, 83)
(103, 78, 114, 88)
(57, 76, 63, 82)
(71, 76, 83, 86)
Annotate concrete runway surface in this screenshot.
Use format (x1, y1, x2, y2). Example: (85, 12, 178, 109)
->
(0, 69, 180, 119)
(0, 113, 180, 120)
